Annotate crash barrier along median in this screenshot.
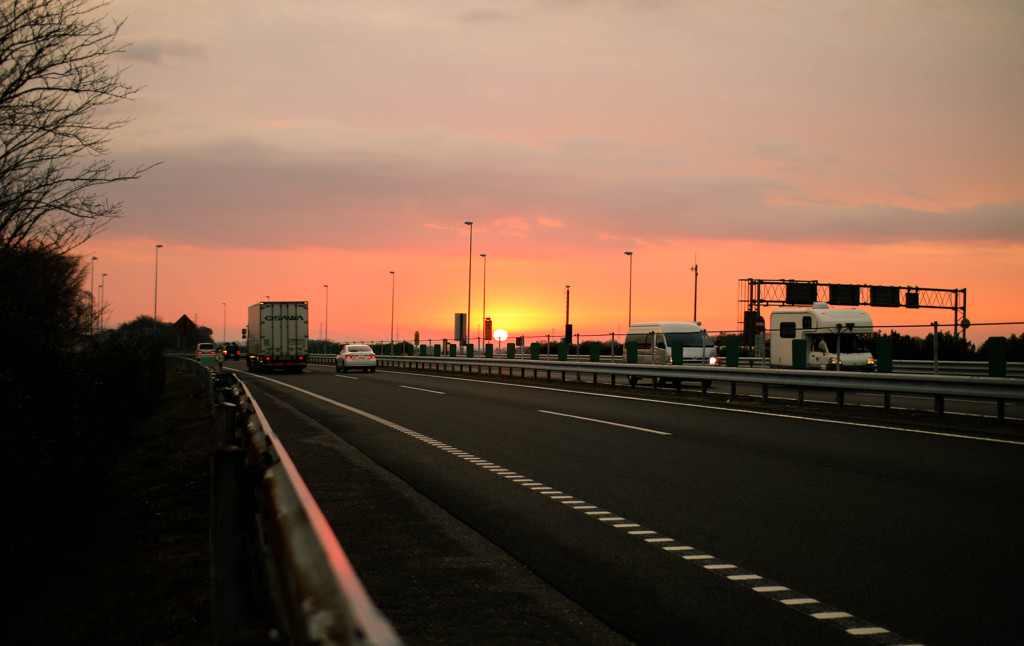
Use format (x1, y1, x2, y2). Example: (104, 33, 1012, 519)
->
(174, 357, 403, 646)
(362, 355, 1023, 422)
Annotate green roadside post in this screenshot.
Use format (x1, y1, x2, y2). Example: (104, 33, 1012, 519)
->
(988, 337, 1007, 377)
(467, 343, 474, 358)
(449, 345, 457, 357)
(507, 343, 516, 359)
(626, 341, 638, 363)
(875, 337, 893, 373)
(485, 343, 493, 358)
(557, 342, 568, 361)
(726, 340, 739, 367)
(671, 342, 683, 365)
(589, 343, 601, 362)
(530, 343, 540, 360)
(434, 344, 441, 357)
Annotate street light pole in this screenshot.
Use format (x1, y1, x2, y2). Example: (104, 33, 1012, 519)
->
(690, 255, 698, 321)
(100, 273, 107, 332)
(222, 302, 226, 345)
(90, 256, 97, 335)
(323, 284, 328, 352)
(480, 253, 486, 345)
(390, 271, 395, 351)
(465, 221, 473, 347)
(154, 244, 163, 330)
(624, 251, 633, 326)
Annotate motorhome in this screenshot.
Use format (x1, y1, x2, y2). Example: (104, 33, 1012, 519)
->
(769, 303, 875, 370)
(623, 321, 717, 365)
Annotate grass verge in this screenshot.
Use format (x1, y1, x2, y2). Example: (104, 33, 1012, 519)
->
(12, 366, 212, 645)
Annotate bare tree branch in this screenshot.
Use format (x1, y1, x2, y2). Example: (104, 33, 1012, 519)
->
(1, 0, 155, 254)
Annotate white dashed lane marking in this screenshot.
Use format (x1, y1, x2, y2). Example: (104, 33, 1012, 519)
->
(391, 425, 922, 645)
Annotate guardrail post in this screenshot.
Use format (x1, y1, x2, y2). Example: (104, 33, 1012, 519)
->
(215, 401, 238, 446)
(210, 442, 265, 644)
(988, 337, 1007, 377)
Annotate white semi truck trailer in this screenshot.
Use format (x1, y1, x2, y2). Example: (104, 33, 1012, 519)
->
(244, 301, 309, 372)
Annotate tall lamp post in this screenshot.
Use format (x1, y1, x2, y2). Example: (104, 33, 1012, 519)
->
(624, 251, 633, 326)
(323, 284, 329, 352)
(222, 302, 226, 345)
(390, 271, 395, 351)
(154, 244, 163, 330)
(480, 253, 487, 345)
(100, 273, 107, 332)
(690, 256, 698, 321)
(90, 256, 98, 335)
(465, 221, 473, 346)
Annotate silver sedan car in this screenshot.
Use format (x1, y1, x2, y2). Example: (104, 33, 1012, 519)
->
(335, 344, 377, 373)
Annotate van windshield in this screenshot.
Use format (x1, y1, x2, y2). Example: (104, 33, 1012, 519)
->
(664, 331, 713, 348)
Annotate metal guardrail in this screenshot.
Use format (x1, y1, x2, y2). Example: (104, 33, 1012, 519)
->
(309, 353, 1023, 377)
(727, 357, 1024, 378)
(310, 354, 1023, 422)
(174, 357, 403, 646)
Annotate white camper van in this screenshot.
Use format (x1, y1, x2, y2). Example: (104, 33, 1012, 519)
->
(623, 321, 717, 365)
(769, 303, 875, 370)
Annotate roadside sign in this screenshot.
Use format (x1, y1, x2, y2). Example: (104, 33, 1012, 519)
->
(755, 315, 765, 333)
(174, 315, 196, 337)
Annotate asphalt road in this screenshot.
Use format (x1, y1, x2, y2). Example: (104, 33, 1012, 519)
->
(236, 364, 1024, 645)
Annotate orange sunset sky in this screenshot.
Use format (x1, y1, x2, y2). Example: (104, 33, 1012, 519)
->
(83, 1, 1023, 346)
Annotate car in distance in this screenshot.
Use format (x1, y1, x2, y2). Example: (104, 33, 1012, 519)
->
(336, 344, 377, 373)
(195, 342, 216, 359)
(222, 342, 241, 360)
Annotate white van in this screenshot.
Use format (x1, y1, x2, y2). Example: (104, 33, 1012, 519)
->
(623, 321, 718, 365)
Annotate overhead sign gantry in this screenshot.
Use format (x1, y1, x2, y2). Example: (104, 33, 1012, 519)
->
(738, 278, 968, 342)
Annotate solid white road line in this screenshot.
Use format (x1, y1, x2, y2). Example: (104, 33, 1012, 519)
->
(538, 409, 671, 435)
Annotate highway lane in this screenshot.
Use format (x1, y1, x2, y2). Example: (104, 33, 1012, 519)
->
(236, 364, 1024, 645)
